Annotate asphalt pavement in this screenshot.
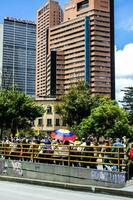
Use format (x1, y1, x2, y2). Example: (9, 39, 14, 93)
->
(0, 181, 131, 200)
(0, 175, 133, 198)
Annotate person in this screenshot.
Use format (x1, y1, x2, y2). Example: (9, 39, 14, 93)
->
(90, 137, 98, 169)
(28, 137, 37, 162)
(112, 138, 124, 171)
(127, 143, 133, 179)
(77, 138, 87, 166)
(37, 138, 53, 163)
(81, 140, 94, 168)
(21, 138, 30, 161)
(69, 139, 81, 167)
(101, 140, 111, 170)
(52, 140, 62, 165)
(128, 143, 133, 161)
(60, 140, 69, 166)
(9, 138, 18, 160)
(43, 139, 53, 164)
(77, 138, 86, 152)
(37, 139, 45, 163)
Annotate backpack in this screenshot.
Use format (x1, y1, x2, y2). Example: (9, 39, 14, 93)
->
(129, 148, 133, 161)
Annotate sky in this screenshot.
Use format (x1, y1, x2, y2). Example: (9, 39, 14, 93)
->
(0, 0, 133, 102)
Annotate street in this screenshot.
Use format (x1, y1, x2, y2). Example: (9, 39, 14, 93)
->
(0, 181, 131, 200)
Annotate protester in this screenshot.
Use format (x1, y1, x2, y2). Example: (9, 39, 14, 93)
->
(112, 138, 124, 171)
(127, 143, 133, 179)
(81, 139, 94, 168)
(101, 140, 111, 170)
(1, 135, 132, 179)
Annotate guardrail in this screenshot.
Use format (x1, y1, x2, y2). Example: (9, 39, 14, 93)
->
(0, 142, 126, 172)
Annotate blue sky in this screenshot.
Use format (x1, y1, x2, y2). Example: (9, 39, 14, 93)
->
(0, 0, 133, 100)
(115, 0, 133, 49)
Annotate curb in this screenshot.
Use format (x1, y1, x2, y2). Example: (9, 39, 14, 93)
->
(0, 176, 133, 198)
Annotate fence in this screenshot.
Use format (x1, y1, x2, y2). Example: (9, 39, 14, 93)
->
(0, 142, 127, 173)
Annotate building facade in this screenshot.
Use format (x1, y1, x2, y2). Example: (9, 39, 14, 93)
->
(2, 17, 36, 96)
(36, 0, 63, 97)
(36, 0, 115, 99)
(0, 24, 3, 87)
(34, 97, 66, 135)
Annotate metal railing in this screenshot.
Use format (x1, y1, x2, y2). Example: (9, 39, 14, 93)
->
(0, 142, 126, 172)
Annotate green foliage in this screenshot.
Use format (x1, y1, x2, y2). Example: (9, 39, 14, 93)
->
(75, 100, 132, 139)
(56, 81, 109, 127)
(16, 128, 36, 138)
(56, 82, 90, 126)
(55, 82, 132, 140)
(0, 88, 45, 138)
(121, 87, 133, 125)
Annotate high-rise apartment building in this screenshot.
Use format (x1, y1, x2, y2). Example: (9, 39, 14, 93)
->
(2, 17, 36, 96)
(36, 0, 115, 99)
(0, 24, 3, 87)
(36, 0, 63, 97)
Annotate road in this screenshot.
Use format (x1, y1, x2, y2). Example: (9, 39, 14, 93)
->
(0, 181, 131, 200)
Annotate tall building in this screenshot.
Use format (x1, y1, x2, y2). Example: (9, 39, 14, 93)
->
(36, 0, 115, 99)
(0, 24, 3, 87)
(36, 0, 63, 97)
(2, 17, 36, 96)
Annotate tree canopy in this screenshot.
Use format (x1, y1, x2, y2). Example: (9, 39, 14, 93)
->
(74, 100, 132, 139)
(55, 81, 133, 139)
(0, 88, 45, 138)
(55, 82, 90, 126)
(121, 87, 133, 125)
(56, 81, 108, 127)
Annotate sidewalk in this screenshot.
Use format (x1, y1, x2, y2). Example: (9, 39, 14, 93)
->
(0, 175, 133, 198)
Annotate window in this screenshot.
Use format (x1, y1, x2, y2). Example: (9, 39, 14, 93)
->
(47, 105, 52, 114)
(77, 0, 89, 11)
(55, 119, 60, 126)
(47, 119, 52, 126)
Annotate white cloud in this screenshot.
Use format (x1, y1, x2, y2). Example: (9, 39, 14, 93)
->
(115, 43, 133, 102)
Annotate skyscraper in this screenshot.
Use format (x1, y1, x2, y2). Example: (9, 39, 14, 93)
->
(36, 0, 115, 99)
(0, 24, 3, 87)
(36, 0, 63, 97)
(2, 17, 36, 96)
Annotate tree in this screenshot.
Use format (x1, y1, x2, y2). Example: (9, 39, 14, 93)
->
(74, 100, 132, 139)
(121, 87, 133, 125)
(0, 88, 45, 138)
(55, 82, 90, 126)
(56, 81, 108, 127)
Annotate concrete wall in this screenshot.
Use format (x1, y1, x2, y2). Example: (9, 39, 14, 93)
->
(0, 159, 126, 188)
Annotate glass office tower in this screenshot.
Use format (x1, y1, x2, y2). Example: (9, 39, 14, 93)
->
(2, 17, 36, 96)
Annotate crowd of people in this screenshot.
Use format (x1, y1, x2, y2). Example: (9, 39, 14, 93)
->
(0, 135, 133, 178)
